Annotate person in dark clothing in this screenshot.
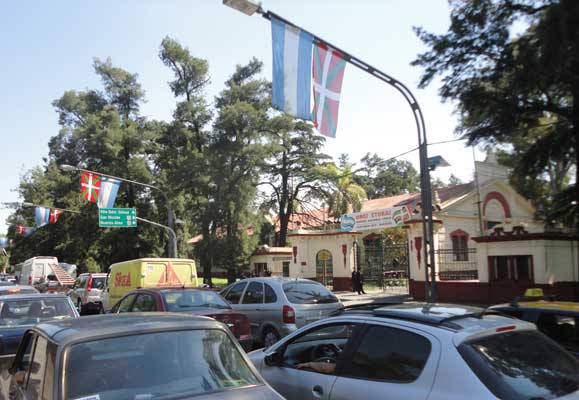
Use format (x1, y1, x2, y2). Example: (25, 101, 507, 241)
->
(351, 270, 358, 293)
(355, 269, 366, 295)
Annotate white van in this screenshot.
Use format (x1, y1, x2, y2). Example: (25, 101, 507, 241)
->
(19, 256, 59, 286)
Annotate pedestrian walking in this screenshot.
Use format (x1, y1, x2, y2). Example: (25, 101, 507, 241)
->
(351, 270, 358, 293)
(355, 269, 366, 295)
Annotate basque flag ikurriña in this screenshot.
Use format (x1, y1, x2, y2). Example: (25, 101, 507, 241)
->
(271, 16, 313, 120)
(80, 171, 101, 203)
(35, 207, 50, 227)
(97, 177, 121, 209)
(312, 44, 347, 138)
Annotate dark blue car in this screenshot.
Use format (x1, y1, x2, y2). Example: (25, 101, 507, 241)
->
(0, 293, 78, 367)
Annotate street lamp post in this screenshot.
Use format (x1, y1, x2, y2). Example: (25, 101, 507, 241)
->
(223, 0, 438, 301)
(60, 165, 177, 258)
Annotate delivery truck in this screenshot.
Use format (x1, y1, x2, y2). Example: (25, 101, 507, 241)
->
(104, 258, 198, 310)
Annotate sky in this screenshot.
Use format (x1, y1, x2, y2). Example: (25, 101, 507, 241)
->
(0, 0, 485, 235)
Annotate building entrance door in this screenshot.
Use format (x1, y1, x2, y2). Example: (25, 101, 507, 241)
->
(316, 250, 333, 288)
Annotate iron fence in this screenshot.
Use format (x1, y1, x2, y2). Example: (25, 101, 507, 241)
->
(436, 246, 478, 280)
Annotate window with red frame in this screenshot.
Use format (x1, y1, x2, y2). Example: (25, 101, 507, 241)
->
(450, 230, 469, 261)
(490, 255, 533, 282)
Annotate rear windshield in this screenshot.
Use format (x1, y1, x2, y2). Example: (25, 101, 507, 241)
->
(0, 298, 76, 327)
(163, 290, 231, 311)
(91, 277, 106, 290)
(459, 330, 579, 400)
(0, 287, 37, 295)
(283, 282, 338, 304)
(66, 329, 260, 399)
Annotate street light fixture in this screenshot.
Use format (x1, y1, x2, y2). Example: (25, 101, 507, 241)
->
(223, 0, 439, 302)
(59, 164, 177, 258)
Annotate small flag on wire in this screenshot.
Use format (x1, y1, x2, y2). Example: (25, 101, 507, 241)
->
(98, 177, 121, 208)
(271, 16, 313, 120)
(35, 207, 50, 227)
(312, 43, 346, 138)
(81, 171, 101, 203)
(49, 209, 63, 224)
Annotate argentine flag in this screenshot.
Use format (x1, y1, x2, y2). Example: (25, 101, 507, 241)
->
(271, 16, 313, 120)
(98, 177, 121, 209)
(35, 207, 50, 227)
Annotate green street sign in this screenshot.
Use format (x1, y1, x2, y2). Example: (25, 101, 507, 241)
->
(98, 208, 137, 228)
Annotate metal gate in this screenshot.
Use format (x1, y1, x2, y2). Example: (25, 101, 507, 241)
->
(356, 238, 409, 292)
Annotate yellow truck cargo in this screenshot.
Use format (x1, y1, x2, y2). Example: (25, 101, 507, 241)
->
(106, 258, 198, 308)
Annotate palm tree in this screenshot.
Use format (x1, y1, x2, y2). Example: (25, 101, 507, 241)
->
(317, 162, 367, 220)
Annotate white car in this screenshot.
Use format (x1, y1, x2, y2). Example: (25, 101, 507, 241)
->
(248, 302, 579, 400)
(68, 273, 107, 314)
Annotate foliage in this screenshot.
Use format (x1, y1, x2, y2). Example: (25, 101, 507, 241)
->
(354, 153, 419, 199)
(316, 161, 367, 219)
(412, 0, 578, 226)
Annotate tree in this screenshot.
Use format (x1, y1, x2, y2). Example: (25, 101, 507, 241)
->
(354, 153, 420, 199)
(260, 115, 330, 246)
(412, 0, 578, 227)
(318, 162, 367, 219)
(448, 174, 464, 187)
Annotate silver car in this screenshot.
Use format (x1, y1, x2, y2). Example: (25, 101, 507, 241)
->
(249, 303, 579, 400)
(220, 278, 343, 347)
(68, 272, 107, 314)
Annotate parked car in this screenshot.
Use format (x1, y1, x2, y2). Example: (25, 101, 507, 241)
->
(0, 274, 17, 283)
(0, 293, 78, 369)
(109, 287, 253, 351)
(249, 302, 579, 400)
(491, 288, 579, 357)
(0, 284, 38, 296)
(0, 313, 284, 399)
(220, 278, 343, 347)
(68, 272, 107, 314)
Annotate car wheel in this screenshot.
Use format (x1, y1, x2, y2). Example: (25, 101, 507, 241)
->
(262, 328, 280, 348)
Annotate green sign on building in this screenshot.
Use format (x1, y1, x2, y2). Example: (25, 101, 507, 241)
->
(98, 208, 137, 228)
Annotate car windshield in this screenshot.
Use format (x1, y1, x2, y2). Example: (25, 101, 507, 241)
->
(66, 329, 261, 399)
(163, 290, 230, 311)
(459, 330, 579, 400)
(283, 282, 338, 304)
(0, 298, 76, 327)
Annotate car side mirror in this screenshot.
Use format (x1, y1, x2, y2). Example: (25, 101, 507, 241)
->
(15, 370, 26, 385)
(264, 351, 282, 366)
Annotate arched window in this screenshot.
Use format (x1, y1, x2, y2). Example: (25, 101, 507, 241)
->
(450, 229, 469, 261)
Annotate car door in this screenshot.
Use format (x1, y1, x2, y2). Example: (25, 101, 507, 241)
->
(223, 281, 248, 307)
(329, 323, 440, 400)
(237, 281, 264, 338)
(260, 321, 362, 400)
(6, 331, 53, 400)
(110, 293, 138, 313)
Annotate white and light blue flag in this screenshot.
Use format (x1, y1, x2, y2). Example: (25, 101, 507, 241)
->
(35, 207, 50, 227)
(271, 16, 313, 120)
(97, 177, 121, 208)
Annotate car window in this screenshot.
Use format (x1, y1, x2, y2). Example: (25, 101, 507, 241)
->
(497, 308, 524, 319)
(264, 283, 277, 303)
(537, 313, 579, 354)
(116, 294, 137, 313)
(91, 277, 106, 290)
(282, 323, 359, 372)
(26, 335, 48, 399)
(164, 290, 230, 311)
(242, 282, 264, 304)
(224, 282, 247, 304)
(459, 330, 579, 400)
(343, 325, 431, 383)
(283, 282, 338, 304)
(15, 333, 36, 373)
(0, 298, 76, 327)
(131, 294, 156, 312)
(65, 329, 261, 399)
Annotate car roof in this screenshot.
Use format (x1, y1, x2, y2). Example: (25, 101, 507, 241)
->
(133, 286, 213, 293)
(0, 293, 69, 301)
(232, 277, 319, 285)
(34, 313, 226, 345)
(79, 273, 107, 276)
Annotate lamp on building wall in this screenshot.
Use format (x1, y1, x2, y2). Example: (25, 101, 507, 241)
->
(341, 244, 347, 268)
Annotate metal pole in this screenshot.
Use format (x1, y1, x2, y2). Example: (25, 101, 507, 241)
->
(257, 10, 437, 301)
(66, 167, 176, 258)
(136, 217, 178, 258)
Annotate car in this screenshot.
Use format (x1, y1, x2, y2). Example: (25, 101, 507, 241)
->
(491, 288, 579, 357)
(0, 284, 39, 296)
(0, 293, 78, 369)
(0, 274, 17, 283)
(109, 287, 253, 351)
(248, 302, 579, 400)
(68, 272, 107, 314)
(0, 313, 284, 399)
(220, 278, 343, 347)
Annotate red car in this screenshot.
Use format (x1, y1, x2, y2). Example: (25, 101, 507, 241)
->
(109, 287, 252, 350)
